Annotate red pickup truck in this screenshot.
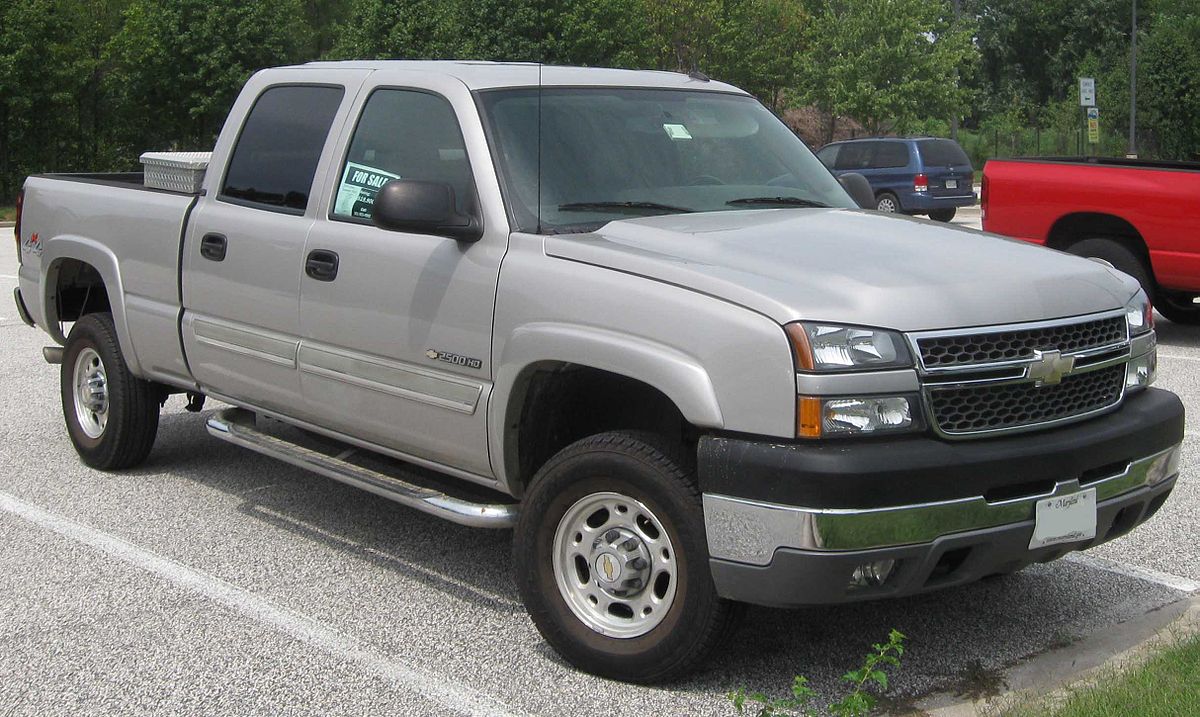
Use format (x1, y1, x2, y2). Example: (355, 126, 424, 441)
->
(982, 157, 1200, 324)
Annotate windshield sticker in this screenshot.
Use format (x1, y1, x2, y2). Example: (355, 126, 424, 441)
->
(334, 162, 401, 219)
(662, 123, 693, 140)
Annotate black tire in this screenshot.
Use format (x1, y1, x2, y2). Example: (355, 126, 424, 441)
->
(1065, 238, 1155, 299)
(513, 431, 738, 683)
(1156, 293, 1200, 325)
(61, 313, 160, 469)
(929, 208, 956, 222)
(875, 192, 900, 213)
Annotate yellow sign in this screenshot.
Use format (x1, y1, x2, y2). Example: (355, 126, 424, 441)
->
(1086, 107, 1100, 144)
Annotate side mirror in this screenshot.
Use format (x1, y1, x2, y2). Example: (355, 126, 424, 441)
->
(372, 179, 483, 242)
(838, 173, 876, 210)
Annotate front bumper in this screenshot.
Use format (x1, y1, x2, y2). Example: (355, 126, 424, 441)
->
(700, 387, 1184, 607)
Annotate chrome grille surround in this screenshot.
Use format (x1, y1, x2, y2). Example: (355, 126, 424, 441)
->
(907, 310, 1131, 439)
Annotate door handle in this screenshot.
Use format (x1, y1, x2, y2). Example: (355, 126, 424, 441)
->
(199, 233, 227, 262)
(305, 249, 339, 282)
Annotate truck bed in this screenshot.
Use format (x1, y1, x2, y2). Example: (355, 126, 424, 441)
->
(18, 173, 198, 387)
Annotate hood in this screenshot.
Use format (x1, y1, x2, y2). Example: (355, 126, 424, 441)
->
(544, 209, 1138, 332)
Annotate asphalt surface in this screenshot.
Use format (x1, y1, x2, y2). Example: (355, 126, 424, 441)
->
(1, 225, 1197, 716)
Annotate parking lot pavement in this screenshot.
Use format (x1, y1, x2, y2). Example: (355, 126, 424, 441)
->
(1, 241, 1196, 716)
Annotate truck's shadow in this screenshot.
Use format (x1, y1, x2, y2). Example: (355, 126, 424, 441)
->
(141, 407, 1190, 704)
(1154, 315, 1200, 348)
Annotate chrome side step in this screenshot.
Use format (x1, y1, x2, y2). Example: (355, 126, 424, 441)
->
(206, 408, 518, 528)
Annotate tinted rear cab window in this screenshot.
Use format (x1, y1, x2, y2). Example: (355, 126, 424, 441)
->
(918, 139, 971, 168)
(220, 85, 345, 213)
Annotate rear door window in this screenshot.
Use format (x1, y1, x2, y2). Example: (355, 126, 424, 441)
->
(918, 139, 971, 168)
(332, 89, 475, 222)
(834, 142, 874, 170)
(872, 142, 910, 169)
(220, 85, 345, 213)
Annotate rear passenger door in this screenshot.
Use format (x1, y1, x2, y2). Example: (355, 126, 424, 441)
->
(181, 69, 368, 416)
(868, 141, 914, 206)
(297, 75, 510, 480)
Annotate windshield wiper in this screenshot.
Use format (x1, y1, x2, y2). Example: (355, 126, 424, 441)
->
(726, 196, 830, 208)
(558, 201, 696, 214)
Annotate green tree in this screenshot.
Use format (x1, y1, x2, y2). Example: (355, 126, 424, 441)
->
(798, 0, 976, 138)
(104, 0, 309, 154)
(1141, 0, 1200, 159)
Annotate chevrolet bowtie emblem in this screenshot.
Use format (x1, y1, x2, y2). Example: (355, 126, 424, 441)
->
(1027, 349, 1076, 386)
(602, 555, 615, 581)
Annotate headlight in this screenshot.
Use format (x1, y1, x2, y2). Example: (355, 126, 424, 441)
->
(797, 395, 917, 438)
(1125, 289, 1154, 336)
(785, 322, 912, 372)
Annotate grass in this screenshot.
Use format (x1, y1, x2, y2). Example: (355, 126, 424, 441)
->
(0, 205, 13, 222)
(995, 633, 1200, 717)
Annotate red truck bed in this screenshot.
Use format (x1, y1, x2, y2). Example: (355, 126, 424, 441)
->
(982, 156, 1200, 323)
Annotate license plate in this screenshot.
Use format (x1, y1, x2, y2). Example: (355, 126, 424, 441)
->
(1029, 489, 1097, 550)
(945, 179, 958, 189)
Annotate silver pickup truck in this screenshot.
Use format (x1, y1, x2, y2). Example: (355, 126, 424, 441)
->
(12, 61, 1184, 683)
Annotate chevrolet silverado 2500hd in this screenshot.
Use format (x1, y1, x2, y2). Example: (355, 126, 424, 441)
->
(13, 62, 1184, 683)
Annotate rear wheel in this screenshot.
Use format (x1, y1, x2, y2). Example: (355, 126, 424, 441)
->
(1065, 238, 1155, 299)
(513, 431, 737, 683)
(929, 208, 956, 222)
(61, 313, 160, 469)
(1156, 292, 1200, 325)
(875, 192, 900, 213)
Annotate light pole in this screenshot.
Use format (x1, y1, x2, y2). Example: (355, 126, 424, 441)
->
(1128, 0, 1138, 158)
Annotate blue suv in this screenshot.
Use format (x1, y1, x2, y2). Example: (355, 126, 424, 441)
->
(816, 137, 975, 222)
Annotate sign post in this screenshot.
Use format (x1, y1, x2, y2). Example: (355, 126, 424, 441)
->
(1079, 78, 1097, 156)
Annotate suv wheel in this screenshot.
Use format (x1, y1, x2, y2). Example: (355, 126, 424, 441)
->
(875, 192, 900, 213)
(513, 431, 738, 683)
(61, 313, 160, 469)
(929, 208, 956, 222)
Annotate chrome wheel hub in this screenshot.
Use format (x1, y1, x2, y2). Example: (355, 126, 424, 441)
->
(72, 347, 109, 439)
(552, 491, 678, 639)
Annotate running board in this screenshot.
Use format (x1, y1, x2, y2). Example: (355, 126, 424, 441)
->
(206, 408, 518, 528)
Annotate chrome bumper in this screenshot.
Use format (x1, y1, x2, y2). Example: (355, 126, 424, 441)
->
(703, 443, 1182, 566)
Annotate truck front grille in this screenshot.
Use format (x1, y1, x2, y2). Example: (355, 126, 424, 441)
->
(916, 315, 1126, 370)
(928, 364, 1126, 435)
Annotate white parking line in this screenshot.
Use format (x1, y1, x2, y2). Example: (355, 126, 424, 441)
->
(0, 491, 531, 717)
(1159, 353, 1200, 362)
(1065, 552, 1200, 593)
(0, 274, 17, 279)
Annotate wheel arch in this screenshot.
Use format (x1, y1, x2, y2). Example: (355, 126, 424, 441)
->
(1046, 213, 1152, 269)
(489, 324, 724, 496)
(41, 236, 141, 376)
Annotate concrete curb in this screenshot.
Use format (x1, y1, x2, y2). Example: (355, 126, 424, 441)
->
(911, 595, 1200, 716)
(0, 221, 14, 228)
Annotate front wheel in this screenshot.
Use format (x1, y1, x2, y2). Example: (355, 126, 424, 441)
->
(929, 208, 956, 222)
(513, 431, 737, 683)
(61, 313, 160, 469)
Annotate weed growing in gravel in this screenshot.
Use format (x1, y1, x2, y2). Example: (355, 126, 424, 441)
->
(728, 629, 906, 717)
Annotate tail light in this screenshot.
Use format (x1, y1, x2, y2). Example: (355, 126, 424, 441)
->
(913, 173, 928, 193)
(980, 175, 988, 225)
(13, 189, 22, 265)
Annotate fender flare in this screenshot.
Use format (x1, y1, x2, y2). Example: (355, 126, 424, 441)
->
(488, 322, 724, 489)
(40, 235, 143, 377)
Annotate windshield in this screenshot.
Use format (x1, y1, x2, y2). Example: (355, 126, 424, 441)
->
(477, 88, 855, 233)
